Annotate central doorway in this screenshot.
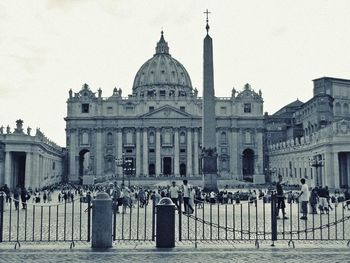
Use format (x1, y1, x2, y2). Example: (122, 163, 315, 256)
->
(79, 149, 90, 184)
(242, 149, 254, 182)
(163, 157, 172, 176)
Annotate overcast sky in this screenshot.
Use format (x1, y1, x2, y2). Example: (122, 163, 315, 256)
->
(1, 0, 350, 146)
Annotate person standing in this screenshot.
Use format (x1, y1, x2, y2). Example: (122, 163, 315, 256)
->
(182, 180, 193, 214)
(276, 174, 288, 219)
(297, 178, 310, 220)
(169, 181, 180, 210)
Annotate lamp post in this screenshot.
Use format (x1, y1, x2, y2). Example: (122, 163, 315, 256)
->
(309, 154, 324, 186)
(115, 157, 124, 185)
(123, 159, 135, 188)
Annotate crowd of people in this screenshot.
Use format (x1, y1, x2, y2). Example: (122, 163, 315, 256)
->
(1, 179, 349, 217)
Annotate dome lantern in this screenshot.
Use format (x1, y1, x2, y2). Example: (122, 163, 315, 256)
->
(155, 30, 169, 55)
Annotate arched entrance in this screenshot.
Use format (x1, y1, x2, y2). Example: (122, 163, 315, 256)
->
(79, 149, 90, 184)
(12, 152, 26, 188)
(180, 163, 186, 177)
(163, 157, 172, 176)
(242, 149, 254, 182)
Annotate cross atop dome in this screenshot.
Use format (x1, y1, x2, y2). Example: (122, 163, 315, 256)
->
(155, 30, 169, 54)
(204, 9, 211, 34)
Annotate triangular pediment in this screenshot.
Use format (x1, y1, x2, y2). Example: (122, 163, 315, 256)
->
(141, 105, 193, 118)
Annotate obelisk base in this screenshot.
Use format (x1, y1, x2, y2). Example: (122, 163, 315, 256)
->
(201, 152, 218, 193)
(253, 174, 265, 184)
(202, 173, 218, 193)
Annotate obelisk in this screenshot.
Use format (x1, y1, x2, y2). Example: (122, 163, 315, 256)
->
(202, 10, 218, 192)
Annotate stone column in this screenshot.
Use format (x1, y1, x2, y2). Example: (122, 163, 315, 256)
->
(96, 128, 103, 178)
(193, 128, 199, 177)
(116, 128, 123, 177)
(253, 129, 265, 184)
(333, 152, 340, 189)
(32, 152, 40, 189)
(156, 128, 161, 177)
(174, 128, 179, 177)
(230, 128, 239, 179)
(142, 128, 148, 177)
(69, 129, 77, 181)
(186, 128, 193, 176)
(4, 151, 11, 188)
(135, 128, 141, 177)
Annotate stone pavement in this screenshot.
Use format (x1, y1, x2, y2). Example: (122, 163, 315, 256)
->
(0, 241, 350, 263)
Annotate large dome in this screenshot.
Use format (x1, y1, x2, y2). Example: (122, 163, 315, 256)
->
(132, 31, 193, 97)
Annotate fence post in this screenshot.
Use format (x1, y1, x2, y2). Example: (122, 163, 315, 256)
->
(92, 192, 112, 249)
(178, 195, 182, 241)
(87, 192, 91, 242)
(152, 198, 156, 241)
(271, 192, 277, 245)
(156, 197, 175, 248)
(0, 192, 4, 243)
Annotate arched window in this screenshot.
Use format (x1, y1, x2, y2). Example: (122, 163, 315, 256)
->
(149, 132, 155, 144)
(107, 132, 113, 145)
(335, 102, 341, 114)
(344, 103, 349, 115)
(180, 132, 186, 144)
(126, 131, 133, 144)
(245, 131, 252, 144)
(221, 132, 227, 144)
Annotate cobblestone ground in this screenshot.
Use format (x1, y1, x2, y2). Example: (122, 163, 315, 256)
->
(0, 243, 350, 263)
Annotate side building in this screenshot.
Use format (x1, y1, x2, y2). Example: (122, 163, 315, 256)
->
(268, 77, 350, 189)
(0, 120, 65, 190)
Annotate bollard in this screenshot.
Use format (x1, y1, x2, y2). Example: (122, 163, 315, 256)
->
(156, 197, 175, 248)
(92, 192, 112, 249)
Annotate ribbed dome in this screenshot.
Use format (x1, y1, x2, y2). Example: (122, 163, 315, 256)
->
(132, 31, 193, 96)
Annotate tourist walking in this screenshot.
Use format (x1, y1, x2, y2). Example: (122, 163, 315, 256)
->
(169, 181, 180, 210)
(297, 178, 310, 220)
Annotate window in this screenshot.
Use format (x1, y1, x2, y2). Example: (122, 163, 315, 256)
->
(82, 104, 89, 113)
(149, 106, 154, 112)
(52, 162, 55, 170)
(162, 131, 172, 145)
(149, 132, 155, 144)
(107, 132, 113, 145)
(126, 149, 133, 153)
(180, 132, 186, 144)
(335, 102, 341, 114)
(244, 103, 251, 113)
(149, 149, 155, 153)
(180, 149, 186, 153)
(220, 106, 227, 114)
(160, 90, 166, 97)
(107, 106, 113, 114)
(81, 132, 89, 145)
(126, 131, 133, 144)
(220, 132, 227, 144)
(180, 106, 186, 112)
(245, 132, 252, 144)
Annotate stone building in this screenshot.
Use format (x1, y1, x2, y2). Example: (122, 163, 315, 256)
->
(268, 77, 350, 188)
(0, 120, 65, 190)
(65, 32, 265, 184)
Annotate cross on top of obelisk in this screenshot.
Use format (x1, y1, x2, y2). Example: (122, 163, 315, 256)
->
(204, 9, 211, 34)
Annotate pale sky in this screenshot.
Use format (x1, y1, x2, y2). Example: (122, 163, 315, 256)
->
(1, 0, 350, 146)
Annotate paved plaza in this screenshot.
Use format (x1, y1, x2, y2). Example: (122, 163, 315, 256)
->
(0, 242, 350, 263)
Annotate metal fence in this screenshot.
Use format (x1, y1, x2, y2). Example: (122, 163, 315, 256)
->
(178, 194, 350, 246)
(1, 191, 350, 247)
(0, 192, 92, 248)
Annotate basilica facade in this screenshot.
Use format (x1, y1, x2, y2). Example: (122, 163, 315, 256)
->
(65, 32, 265, 184)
